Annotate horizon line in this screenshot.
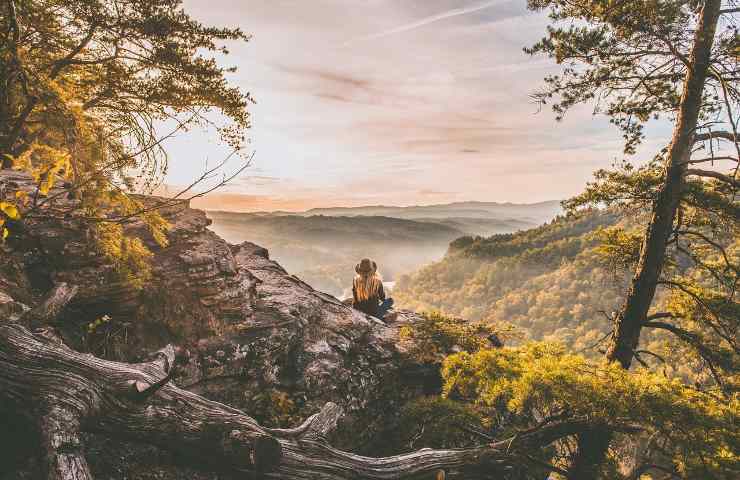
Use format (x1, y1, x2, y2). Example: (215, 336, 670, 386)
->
(201, 198, 564, 215)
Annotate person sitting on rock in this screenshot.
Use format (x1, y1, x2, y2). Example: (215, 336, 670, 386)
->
(352, 258, 394, 319)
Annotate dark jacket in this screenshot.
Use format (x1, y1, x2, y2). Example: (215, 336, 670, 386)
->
(352, 278, 385, 317)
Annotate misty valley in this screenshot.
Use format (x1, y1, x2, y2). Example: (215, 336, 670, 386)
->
(206, 201, 561, 298)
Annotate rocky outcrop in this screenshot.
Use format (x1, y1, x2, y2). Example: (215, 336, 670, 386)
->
(0, 171, 437, 478)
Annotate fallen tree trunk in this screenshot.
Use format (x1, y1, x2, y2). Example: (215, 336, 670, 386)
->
(0, 320, 594, 479)
(0, 322, 281, 480)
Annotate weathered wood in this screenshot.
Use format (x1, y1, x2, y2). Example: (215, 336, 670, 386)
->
(20, 282, 78, 329)
(40, 407, 94, 480)
(0, 323, 281, 477)
(0, 322, 585, 479)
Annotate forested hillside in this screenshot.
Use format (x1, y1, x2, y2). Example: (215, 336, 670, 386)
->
(395, 210, 630, 350)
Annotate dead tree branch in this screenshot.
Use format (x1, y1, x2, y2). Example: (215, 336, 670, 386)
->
(0, 322, 607, 479)
(20, 282, 78, 329)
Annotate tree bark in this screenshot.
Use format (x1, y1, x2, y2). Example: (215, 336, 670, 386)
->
(39, 407, 94, 480)
(20, 282, 79, 329)
(569, 2, 723, 478)
(0, 321, 592, 479)
(567, 428, 612, 479)
(606, 0, 722, 370)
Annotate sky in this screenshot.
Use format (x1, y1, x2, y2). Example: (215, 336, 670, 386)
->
(161, 0, 673, 212)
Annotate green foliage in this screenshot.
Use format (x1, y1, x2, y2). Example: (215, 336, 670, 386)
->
(249, 389, 302, 428)
(524, 0, 739, 393)
(590, 225, 643, 276)
(0, 199, 20, 240)
(442, 343, 739, 479)
(395, 210, 626, 350)
(452, 209, 618, 261)
(0, 0, 252, 283)
(399, 311, 514, 363)
(393, 397, 489, 450)
(563, 159, 664, 212)
(561, 155, 739, 388)
(525, 1, 735, 154)
(396, 200, 738, 385)
(86, 314, 111, 334)
(480, 1, 740, 476)
(93, 223, 153, 289)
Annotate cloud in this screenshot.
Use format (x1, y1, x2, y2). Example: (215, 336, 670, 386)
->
(233, 175, 282, 187)
(163, 0, 667, 208)
(191, 192, 316, 212)
(418, 188, 458, 197)
(315, 92, 355, 103)
(343, 0, 505, 45)
(270, 62, 424, 108)
(273, 64, 372, 89)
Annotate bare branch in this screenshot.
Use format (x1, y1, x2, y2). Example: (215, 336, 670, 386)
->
(49, 22, 99, 78)
(693, 131, 740, 143)
(685, 168, 740, 187)
(684, 156, 739, 164)
(675, 230, 738, 274)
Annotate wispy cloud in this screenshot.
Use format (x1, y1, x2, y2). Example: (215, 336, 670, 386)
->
(274, 64, 372, 89)
(271, 62, 422, 107)
(343, 0, 503, 46)
(163, 0, 659, 207)
(418, 188, 459, 197)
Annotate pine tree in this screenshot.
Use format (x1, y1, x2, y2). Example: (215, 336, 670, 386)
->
(527, 0, 738, 476)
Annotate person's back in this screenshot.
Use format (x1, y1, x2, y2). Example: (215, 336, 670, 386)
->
(352, 258, 393, 318)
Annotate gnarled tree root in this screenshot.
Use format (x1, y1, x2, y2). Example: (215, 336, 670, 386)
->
(0, 322, 581, 479)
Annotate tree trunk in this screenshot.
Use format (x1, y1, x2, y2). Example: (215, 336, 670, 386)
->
(605, 0, 722, 369)
(567, 428, 612, 479)
(568, 2, 723, 478)
(0, 321, 593, 479)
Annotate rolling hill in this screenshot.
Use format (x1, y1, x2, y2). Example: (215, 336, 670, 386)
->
(393, 209, 629, 350)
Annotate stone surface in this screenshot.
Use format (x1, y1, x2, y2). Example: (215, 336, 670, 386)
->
(0, 171, 437, 478)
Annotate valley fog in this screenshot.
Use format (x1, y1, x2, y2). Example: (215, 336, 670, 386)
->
(206, 201, 561, 298)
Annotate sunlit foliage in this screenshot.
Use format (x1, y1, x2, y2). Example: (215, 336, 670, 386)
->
(443, 343, 739, 479)
(0, 0, 252, 282)
(395, 210, 626, 350)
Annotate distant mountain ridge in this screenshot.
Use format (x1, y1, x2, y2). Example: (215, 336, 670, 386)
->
(207, 212, 466, 244)
(210, 199, 561, 221)
(205, 200, 562, 298)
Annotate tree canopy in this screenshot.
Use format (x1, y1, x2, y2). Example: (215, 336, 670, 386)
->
(397, 2, 739, 478)
(0, 0, 253, 280)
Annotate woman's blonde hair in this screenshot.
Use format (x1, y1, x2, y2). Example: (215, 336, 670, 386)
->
(354, 271, 382, 302)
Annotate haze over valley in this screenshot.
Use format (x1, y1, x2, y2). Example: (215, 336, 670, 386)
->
(207, 200, 561, 298)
